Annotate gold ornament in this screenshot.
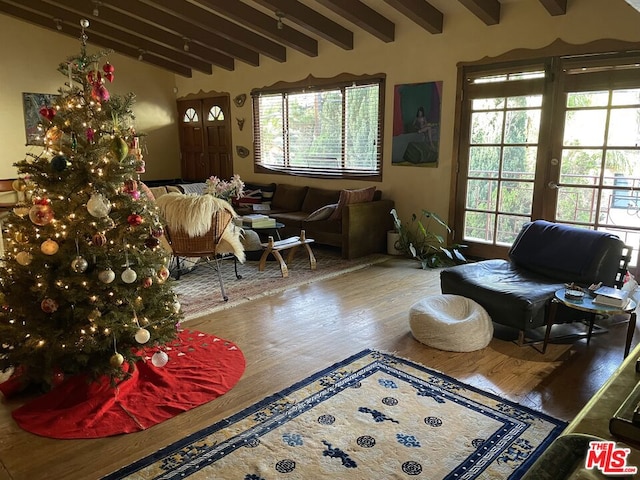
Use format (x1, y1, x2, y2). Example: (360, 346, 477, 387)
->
(111, 136, 129, 161)
(15, 251, 33, 266)
(12, 179, 26, 192)
(41, 239, 59, 255)
(110, 353, 124, 367)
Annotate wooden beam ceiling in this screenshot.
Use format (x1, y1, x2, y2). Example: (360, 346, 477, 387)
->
(458, 0, 501, 25)
(0, 0, 574, 77)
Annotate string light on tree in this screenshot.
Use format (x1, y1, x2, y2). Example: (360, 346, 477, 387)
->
(0, 18, 181, 391)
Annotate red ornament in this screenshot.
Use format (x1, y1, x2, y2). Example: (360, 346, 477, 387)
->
(142, 277, 153, 288)
(34, 197, 50, 205)
(124, 179, 138, 192)
(104, 72, 114, 83)
(39, 106, 56, 121)
(129, 190, 141, 200)
(103, 62, 115, 73)
(127, 214, 143, 226)
(86, 128, 95, 143)
(92, 233, 107, 247)
(41, 297, 58, 313)
(52, 369, 65, 386)
(151, 227, 164, 238)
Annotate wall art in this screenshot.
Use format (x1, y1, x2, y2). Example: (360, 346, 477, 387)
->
(391, 81, 442, 167)
(23, 92, 59, 146)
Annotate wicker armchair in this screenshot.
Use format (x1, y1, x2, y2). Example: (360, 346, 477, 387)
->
(156, 193, 245, 302)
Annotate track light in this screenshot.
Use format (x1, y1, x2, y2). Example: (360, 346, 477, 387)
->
(275, 11, 284, 30)
(92, 1, 101, 17)
(54, 18, 63, 31)
(182, 37, 190, 52)
(138, 49, 145, 61)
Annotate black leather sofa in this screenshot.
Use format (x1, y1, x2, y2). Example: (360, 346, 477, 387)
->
(440, 220, 626, 341)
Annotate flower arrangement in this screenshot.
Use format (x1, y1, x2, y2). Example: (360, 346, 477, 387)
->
(204, 174, 245, 201)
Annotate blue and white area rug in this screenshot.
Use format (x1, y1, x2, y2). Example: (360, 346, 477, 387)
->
(104, 350, 566, 479)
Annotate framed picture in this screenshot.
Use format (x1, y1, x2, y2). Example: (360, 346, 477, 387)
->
(391, 81, 443, 167)
(22, 92, 59, 146)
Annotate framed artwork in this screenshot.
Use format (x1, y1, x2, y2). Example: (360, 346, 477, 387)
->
(391, 81, 443, 167)
(22, 92, 59, 146)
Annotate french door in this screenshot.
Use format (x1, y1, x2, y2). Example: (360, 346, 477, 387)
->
(177, 95, 233, 182)
(454, 53, 640, 265)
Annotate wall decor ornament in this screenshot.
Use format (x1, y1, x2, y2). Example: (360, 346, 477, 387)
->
(391, 81, 443, 167)
(233, 93, 246, 107)
(236, 145, 250, 158)
(236, 117, 245, 131)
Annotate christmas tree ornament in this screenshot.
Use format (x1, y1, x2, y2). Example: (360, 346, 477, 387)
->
(71, 255, 89, 273)
(40, 298, 58, 313)
(41, 239, 59, 255)
(109, 353, 124, 368)
(127, 213, 143, 226)
(15, 251, 33, 266)
(86, 127, 95, 143)
(29, 204, 54, 226)
(13, 206, 29, 218)
(151, 350, 169, 367)
(134, 328, 150, 344)
(172, 300, 181, 313)
(51, 154, 70, 172)
(101, 217, 116, 230)
(45, 126, 63, 143)
(12, 178, 27, 192)
(39, 106, 56, 121)
(157, 266, 170, 282)
(121, 267, 137, 283)
(151, 227, 164, 238)
(144, 236, 159, 248)
(124, 179, 138, 191)
(71, 132, 78, 151)
(129, 190, 140, 200)
(135, 159, 146, 173)
(14, 231, 28, 243)
(86, 193, 111, 217)
(110, 136, 129, 161)
(141, 276, 153, 288)
(103, 61, 115, 83)
(97, 268, 115, 284)
(52, 369, 65, 386)
(92, 232, 107, 247)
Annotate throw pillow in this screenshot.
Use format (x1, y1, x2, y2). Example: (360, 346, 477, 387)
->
(305, 203, 337, 221)
(329, 186, 376, 221)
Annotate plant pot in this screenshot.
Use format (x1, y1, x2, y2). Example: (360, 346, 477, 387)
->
(387, 230, 403, 256)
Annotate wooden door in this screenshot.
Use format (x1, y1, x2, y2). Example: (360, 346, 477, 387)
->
(177, 96, 232, 182)
(202, 96, 233, 180)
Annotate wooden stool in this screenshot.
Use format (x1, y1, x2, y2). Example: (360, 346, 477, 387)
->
(258, 230, 316, 278)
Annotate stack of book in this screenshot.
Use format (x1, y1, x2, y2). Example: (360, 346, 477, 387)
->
(238, 214, 276, 228)
(592, 285, 631, 308)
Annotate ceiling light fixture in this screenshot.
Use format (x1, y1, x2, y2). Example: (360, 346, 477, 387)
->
(182, 37, 190, 52)
(275, 11, 284, 30)
(54, 18, 63, 31)
(92, 1, 101, 17)
(138, 49, 145, 61)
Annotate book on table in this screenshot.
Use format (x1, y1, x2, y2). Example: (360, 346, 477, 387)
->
(593, 285, 631, 308)
(241, 214, 276, 228)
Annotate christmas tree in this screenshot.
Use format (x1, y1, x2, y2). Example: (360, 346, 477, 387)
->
(0, 20, 181, 390)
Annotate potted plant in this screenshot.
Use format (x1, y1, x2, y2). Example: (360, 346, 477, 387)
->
(390, 208, 467, 269)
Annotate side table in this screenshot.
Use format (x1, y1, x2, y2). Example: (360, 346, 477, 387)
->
(545, 288, 637, 357)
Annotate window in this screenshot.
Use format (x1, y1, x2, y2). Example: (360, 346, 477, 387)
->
(207, 105, 224, 121)
(454, 53, 640, 263)
(183, 107, 198, 123)
(252, 75, 385, 180)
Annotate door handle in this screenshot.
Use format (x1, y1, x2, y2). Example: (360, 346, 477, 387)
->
(548, 181, 559, 190)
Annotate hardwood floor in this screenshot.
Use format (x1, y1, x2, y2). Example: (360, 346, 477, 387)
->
(0, 256, 636, 479)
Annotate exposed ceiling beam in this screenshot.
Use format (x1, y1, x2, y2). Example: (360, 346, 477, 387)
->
(625, 0, 640, 13)
(96, 0, 259, 66)
(252, 0, 353, 50)
(458, 0, 500, 25)
(383, 0, 443, 34)
(538, 0, 567, 16)
(0, 0, 192, 76)
(314, 0, 395, 42)
(49, 0, 236, 70)
(14, 0, 212, 75)
(144, 0, 286, 62)
(192, 0, 318, 57)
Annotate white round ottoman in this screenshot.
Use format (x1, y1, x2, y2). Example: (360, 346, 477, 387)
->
(409, 295, 493, 352)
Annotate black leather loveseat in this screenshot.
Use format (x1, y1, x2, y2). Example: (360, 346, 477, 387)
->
(440, 220, 626, 342)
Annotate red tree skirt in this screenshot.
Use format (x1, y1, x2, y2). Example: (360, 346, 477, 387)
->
(1, 329, 245, 439)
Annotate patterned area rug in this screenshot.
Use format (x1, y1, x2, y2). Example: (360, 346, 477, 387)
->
(103, 350, 566, 479)
(173, 247, 390, 320)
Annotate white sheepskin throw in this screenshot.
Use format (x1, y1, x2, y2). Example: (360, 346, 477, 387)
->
(156, 192, 245, 263)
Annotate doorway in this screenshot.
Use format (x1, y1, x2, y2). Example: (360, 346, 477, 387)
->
(177, 95, 233, 182)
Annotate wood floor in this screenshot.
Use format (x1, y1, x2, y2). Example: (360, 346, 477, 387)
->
(0, 256, 636, 480)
